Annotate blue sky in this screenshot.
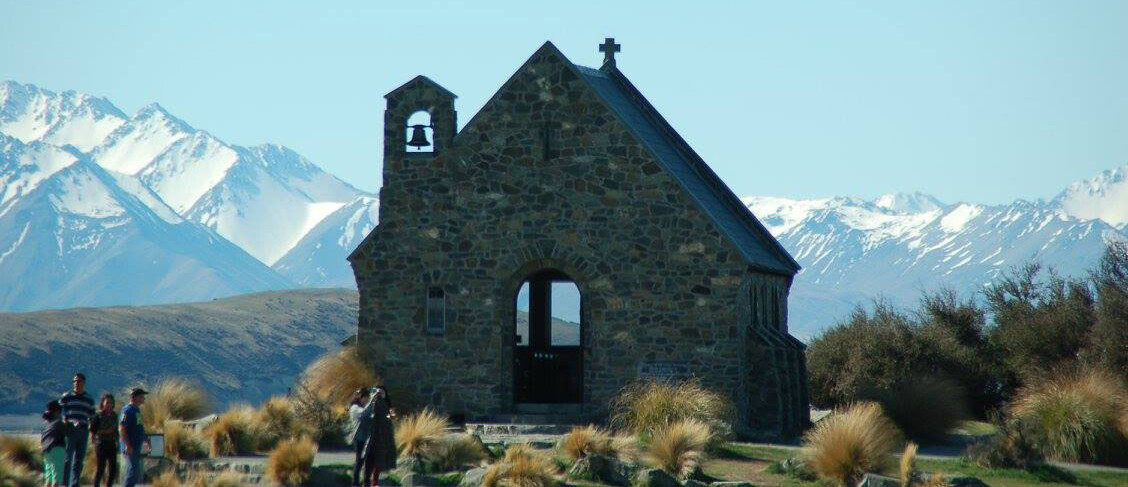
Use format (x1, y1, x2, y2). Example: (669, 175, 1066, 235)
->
(2, 1, 1126, 204)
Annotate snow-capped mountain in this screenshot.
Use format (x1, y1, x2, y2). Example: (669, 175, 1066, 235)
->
(273, 195, 379, 287)
(0, 134, 291, 311)
(747, 176, 1127, 338)
(1055, 164, 1128, 232)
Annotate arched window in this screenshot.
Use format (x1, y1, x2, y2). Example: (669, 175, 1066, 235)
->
(405, 110, 434, 154)
(513, 269, 582, 403)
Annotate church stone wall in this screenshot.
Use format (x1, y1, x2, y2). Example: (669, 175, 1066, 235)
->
(351, 48, 805, 438)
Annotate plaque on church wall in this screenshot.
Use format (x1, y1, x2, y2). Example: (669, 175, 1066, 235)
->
(637, 361, 691, 381)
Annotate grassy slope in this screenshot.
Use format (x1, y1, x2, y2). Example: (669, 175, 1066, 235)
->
(0, 288, 357, 414)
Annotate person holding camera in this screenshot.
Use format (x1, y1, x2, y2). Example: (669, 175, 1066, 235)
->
(348, 388, 378, 487)
(363, 386, 397, 487)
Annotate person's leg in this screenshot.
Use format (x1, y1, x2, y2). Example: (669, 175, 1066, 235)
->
(93, 443, 104, 487)
(370, 466, 381, 487)
(361, 446, 375, 487)
(60, 427, 75, 487)
(67, 430, 87, 487)
(122, 451, 142, 487)
(352, 441, 364, 486)
(106, 443, 119, 487)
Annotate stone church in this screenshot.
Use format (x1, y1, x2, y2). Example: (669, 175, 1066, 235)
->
(349, 40, 809, 438)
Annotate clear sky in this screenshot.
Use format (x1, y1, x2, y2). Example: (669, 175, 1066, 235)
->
(3, 1, 1126, 204)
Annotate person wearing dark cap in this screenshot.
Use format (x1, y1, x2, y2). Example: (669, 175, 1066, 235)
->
(119, 388, 150, 487)
(41, 400, 66, 487)
(60, 372, 95, 487)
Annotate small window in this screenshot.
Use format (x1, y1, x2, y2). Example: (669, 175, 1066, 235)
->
(550, 281, 581, 346)
(426, 287, 445, 335)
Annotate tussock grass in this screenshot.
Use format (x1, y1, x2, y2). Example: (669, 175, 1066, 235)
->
(299, 345, 379, 409)
(425, 434, 488, 472)
(204, 405, 258, 457)
(140, 377, 212, 431)
(559, 425, 613, 460)
(900, 442, 918, 487)
(266, 437, 317, 487)
(482, 444, 558, 487)
(0, 453, 38, 487)
(152, 469, 183, 487)
(253, 396, 306, 450)
(0, 434, 41, 472)
(1011, 369, 1128, 465)
(395, 408, 450, 459)
(209, 469, 245, 487)
(868, 375, 970, 443)
(644, 419, 713, 479)
(164, 421, 210, 461)
(802, 402, 902, 487)
(608, 379, 734, 437)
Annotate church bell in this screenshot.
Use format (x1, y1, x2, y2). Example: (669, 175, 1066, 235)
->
(407, 124, 431, 149)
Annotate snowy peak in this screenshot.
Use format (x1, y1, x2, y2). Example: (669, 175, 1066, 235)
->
(873, 192, 946, 214)
(1055, 163, 1128, 229)
(273, 195, 379, 287)
(0, 81, 126, 151)
(0, 134, 80, 217)
(93, 102, 195, 174)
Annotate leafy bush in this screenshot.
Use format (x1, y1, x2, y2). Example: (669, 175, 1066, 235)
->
(965, 413, 1044, 470)
(1010, 369, 1128, 465)
(299, 345, 379, 409)
(253, 396, 306, 450)
(266, 436, 317, 486)
(395, 408, 450, 459)
(138, 377, 212, 431)
(290, 382, 348, 448)
(802, 402, 902, 487)
(608, 378, 734, 437)
(861, 375, 970, 443)
(643, 419, 713, 479)
(1086, 241, 1128, 377)
(0, 434, 41, 472)
(164, 421, 210, 461)
(204, 404, 259, 456)
(425, 434, 488, 472)
(482, 444, 558, 487)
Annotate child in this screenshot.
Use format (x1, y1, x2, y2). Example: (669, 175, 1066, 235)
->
(41, 400, 65, 487)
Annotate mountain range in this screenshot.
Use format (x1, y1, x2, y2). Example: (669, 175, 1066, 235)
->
(1, 80, 1125, 337)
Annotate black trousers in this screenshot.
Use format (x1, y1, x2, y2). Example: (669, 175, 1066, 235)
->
(353, 439, 366, 486)
(92, 441, 118, 487)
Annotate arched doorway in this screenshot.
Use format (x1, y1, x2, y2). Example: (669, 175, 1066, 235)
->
(513, 269, 582, 404)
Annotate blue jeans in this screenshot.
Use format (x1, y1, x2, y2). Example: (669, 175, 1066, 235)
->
(61, 424, 88, 487)
(122, 450, 142, 487)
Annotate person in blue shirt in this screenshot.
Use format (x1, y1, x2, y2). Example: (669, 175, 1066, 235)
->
(119, 388, 150, 487)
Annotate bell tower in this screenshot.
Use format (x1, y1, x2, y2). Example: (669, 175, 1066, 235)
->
(380, 75, 457, 224)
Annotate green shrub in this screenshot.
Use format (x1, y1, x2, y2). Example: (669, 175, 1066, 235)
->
(965, 414, 1044, 470)
(861, 375, 970, 443)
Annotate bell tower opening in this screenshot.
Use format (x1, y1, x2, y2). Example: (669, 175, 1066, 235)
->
(405, 110, 434, 154)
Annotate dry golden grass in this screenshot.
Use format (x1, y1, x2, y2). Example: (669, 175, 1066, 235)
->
(482, 444, 558, 487)
(140, 377, 212, 431)
(253, 396, 306, 451)
(165, 421, 210, 461)
(266, 437, 317, 487)
(0, 434, 41, 472)
(559, 425, 614, 460)
(209, 469, 245, 487)
(425, 434, 489, 472)
(1011, 369, 1128, 465)
(609, 379, 735, 436)
(395, 408, 450, 458)
(299, 345, 379, 409)
(802, 402, 903, 487)
(899, 442, 918, 487)
(204, 405, 259, 456)
(644, 419, 713, 479)
(0, 454, 38, 487)
(152, 469, 183, 487)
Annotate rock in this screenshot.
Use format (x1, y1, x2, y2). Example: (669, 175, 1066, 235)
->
(946, 476, 989, 487)
(684, 480, 708, 487)
(401, 473, 440, 487)
(397, 455, 427, 475)
(460, 467, 489, 487)
(856, 473, 900, 487)
(635, 468, 678, 487)
(709, 482, 754, 487)
(567, 454, 632, 486)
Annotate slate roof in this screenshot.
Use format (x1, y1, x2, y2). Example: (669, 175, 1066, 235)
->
(572, 63, 800, 276)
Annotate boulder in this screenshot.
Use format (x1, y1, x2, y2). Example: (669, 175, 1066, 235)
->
(684, 480, 708, 487)
(946, 476, 989, 487)
(856, 473, 900, 487)
(709, 482, 754, 487)
(397, 455, 427, 475)
(635, 468, 679, 487)
(460, 467, 489, 487)
(567, 454, 631, 486)
(401, 473, 440, 487)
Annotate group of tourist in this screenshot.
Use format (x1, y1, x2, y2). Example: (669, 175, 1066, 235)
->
(39, 372, 150, 487)
(347, 385, 397, 487)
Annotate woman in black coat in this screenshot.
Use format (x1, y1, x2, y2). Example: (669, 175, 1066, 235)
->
(363, 386, 397, 487)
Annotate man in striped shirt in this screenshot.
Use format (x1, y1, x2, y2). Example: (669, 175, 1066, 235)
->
(60, 372, 95, 487)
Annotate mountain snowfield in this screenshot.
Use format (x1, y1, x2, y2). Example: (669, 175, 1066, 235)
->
(0, 81, 378, 310)
(1, 80, 1125, 338)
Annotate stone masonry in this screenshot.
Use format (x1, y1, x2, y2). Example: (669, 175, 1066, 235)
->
(349, 41, 809, 439)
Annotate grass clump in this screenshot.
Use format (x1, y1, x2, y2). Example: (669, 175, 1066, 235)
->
(1010, 369, 1128, 465)
(253, 396, 306, 451)
(395, 408, 451, 459)
(482, 444, 559, 487)
(608, 378, 735, 437)
(204, 404, 259, 457)
(425, 434, 488, 472)
(164, 421, 210, 461)
(559, 425, 614, 460)
(0, 453, 38, 487)
(802, 402, 902, 487)
(0, 434, 42, 472)
(139, 377, 212, 431)
(899, 442, 918, 487)
(266, 436, 318, 486)
(864, 375, 970, 444)
(299, 345, 379, 409)
(643, 419, 712, 479)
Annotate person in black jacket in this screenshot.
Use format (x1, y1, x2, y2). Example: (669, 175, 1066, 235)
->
(89, 393, 119, 487)
(41, 401, 66, 487)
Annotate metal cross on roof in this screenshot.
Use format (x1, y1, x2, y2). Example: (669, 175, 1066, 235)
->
(599, 37, 621, 66)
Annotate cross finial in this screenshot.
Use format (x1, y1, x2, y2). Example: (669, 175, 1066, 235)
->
(599, 37, 621, 66)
